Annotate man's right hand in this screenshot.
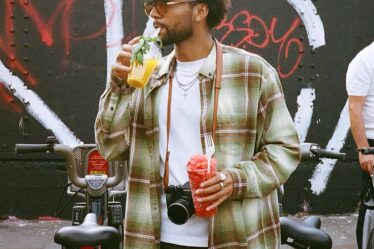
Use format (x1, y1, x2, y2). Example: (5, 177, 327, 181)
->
(111, 37, 141, 81)
(359, 152, 374, 175)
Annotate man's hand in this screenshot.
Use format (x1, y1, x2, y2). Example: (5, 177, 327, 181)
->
(195, 170, 233, 211)
(111, 37, 140, 80)
(359, 152, 374, 175)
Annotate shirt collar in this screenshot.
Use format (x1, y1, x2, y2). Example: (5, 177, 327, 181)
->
(199, 41, 216, 79)
(155, 41, 217, 80)
(155, 50, 175, 80)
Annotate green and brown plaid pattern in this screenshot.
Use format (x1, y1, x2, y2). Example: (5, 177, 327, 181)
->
(95, 43, 301, 249)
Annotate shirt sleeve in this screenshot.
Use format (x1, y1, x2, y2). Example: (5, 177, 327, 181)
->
(346, 52, 372, 96)
(225, 68, 301, 200)
(94, 73, 135, 161)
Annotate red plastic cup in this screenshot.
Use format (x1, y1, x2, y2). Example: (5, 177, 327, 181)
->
(187, 155, 217, 217)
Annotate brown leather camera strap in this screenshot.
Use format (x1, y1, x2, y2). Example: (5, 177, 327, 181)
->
(162, 41, 223, 190)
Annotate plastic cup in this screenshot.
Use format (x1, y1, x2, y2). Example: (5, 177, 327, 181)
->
(187, 155, 217, 217)
(127, 58, 159, 88)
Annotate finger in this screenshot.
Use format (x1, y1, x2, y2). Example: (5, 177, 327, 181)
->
(200, 175, 221, 188)
(117, 51, 132, 65)
(369, 163, 374, 175)
(363, 161, 372, 173)
(360, 163, 368, 173)
(112, 64, 131, 79)
(128, 36, 141, 46)
(196, 190, 223, 203)
(195, 182, 222, 196)
(359, 159, 369, 173)
(197, 185, 230, 203)
(121, 43, 135, 53)
(206, 194, 230, 211)
(112, 63, 131, 72)
(118, 50, 132, 59)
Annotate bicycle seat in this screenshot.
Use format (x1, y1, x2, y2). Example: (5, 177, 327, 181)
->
(301, 216, 321, 229)
(54, 213, 121, 246)
(280, 216, 332, 249)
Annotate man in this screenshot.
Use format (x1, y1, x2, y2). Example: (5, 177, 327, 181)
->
(346, 41, 374, 249)
(95, 0, 300, 248)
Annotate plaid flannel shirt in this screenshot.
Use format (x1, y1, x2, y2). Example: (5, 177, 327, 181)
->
(95, 43, 301, 249)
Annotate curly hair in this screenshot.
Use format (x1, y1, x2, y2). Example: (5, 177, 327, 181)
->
(198, 0, 232, 29)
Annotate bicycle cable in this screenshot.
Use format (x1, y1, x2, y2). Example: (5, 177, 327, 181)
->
(54, 182, 84, 216)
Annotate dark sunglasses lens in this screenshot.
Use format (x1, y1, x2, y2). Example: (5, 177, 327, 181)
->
(143, 0, 167, 16)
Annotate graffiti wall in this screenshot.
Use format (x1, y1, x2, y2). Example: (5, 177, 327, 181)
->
(0, 0, 374, 217)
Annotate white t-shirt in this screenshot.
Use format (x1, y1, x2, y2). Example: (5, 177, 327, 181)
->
(346, 42, 374, 139)
(157, 58, 209, 247)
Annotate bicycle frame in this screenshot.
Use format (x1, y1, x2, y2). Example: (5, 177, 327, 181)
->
(15, 137, 126, 248)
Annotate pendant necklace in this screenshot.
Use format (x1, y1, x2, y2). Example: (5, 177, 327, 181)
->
(174, 71, 199, 99)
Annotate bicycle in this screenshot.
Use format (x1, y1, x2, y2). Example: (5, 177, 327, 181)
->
(279, 142, 361, 249)
(14, 139, 352, 249)
(15, 136, 126, 249)
(355, 146, 374, 249)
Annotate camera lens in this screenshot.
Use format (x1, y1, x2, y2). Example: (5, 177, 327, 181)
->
(167, 195, 195, 225)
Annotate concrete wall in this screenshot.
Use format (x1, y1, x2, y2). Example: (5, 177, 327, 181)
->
(0, 0, 373, 218)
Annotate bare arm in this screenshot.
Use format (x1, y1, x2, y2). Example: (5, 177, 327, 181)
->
(348, 95, 374, 174)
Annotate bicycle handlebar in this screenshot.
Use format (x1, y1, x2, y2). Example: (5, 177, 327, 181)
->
(358, 147, 374, 155)
(301, 143, 358, 161)
(15, 144, 53, 154)
(55, 144, 87, 188)
(15, 141, 124, 189)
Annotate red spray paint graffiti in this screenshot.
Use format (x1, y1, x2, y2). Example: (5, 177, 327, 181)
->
(0, 2, 304, 113)
(216, 10, 304, 78)
(0, 0, 115, 83)
(0, 84, 21, 113)
(0, 0, 115, 111)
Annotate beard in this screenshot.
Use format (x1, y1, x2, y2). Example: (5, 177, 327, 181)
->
(160, 16, 193, 46)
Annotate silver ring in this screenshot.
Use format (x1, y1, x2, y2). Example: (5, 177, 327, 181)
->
(219, 172, 227, 181)
(219, 182, 224, 190)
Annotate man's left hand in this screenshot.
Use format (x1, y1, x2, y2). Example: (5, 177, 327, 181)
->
(195, 170, 233, 211)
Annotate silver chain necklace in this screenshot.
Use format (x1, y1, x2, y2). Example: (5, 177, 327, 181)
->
(174, 72, 198, 99)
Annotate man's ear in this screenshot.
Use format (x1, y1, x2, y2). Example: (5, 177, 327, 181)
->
(192, 3, 209, 23)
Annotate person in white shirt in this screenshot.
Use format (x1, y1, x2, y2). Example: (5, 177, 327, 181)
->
(346, 41, 374, 249)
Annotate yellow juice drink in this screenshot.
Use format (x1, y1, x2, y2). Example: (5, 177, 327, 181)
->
(127, 58, 159, 88)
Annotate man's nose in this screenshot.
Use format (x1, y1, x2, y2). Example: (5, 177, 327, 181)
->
(149, 5, 161, 18)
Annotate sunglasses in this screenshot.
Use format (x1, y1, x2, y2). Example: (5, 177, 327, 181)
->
(143, 0, 198, 16)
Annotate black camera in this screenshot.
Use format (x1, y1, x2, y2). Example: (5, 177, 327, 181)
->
(165, 182, 195, 225)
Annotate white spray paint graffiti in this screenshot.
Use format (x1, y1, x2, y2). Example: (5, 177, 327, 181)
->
(0, 60, 81, 147)
(104, 0, 124, 87)
(103, 2, 160, 84)
(0, 0, 346, 195)
(294, 88, 316, 143)
(0, 0, 123, 147)
(288, 0, 323, 144)
(287, 0, 350, 195)
(309, 101, 351, 195)
(287, 0, 325, 49)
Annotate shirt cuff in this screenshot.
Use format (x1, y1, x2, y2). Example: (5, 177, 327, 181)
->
(225, 167, 247, 200)
(110, 73, 134, 95)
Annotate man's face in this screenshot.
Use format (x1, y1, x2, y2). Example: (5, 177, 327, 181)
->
(149, 1, 195, 46)
(159, 13, 193, 46)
